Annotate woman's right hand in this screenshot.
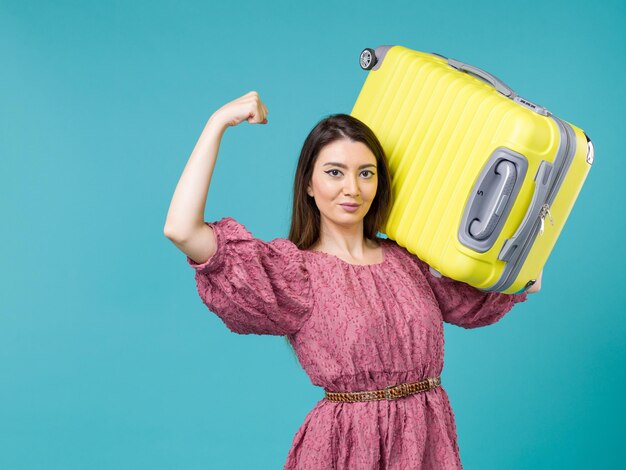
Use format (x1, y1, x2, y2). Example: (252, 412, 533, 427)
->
(210, 91, 269, 129)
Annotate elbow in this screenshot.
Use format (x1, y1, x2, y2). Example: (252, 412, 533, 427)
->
(163, 224, 187, 242)
(164, 218, 205, 242)
(163, 224, 177, 240)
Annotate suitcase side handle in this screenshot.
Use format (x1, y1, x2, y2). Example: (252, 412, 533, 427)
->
(468, 160, 518, 240)
(447, 58, 516, 98)
(459, 148, 528, 254)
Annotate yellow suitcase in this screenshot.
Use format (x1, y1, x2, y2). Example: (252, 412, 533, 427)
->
(351, 45, 593, 293)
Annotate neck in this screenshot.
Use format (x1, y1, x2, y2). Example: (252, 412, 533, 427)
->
(314, 217, 373, 256)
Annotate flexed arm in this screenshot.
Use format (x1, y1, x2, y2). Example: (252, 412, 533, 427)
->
(163, 91, 269, 263)
(164, 92, 313, 336)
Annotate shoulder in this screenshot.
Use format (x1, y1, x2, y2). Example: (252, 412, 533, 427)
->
(211, 217, 294, 246)
(208, 216, 254, 241)
(379, 237, 431, 271)
(207, 217, 305, 263)
(378, 236, 406, 256)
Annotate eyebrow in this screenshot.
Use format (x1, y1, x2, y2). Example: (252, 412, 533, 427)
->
(322, 162, 377, 169)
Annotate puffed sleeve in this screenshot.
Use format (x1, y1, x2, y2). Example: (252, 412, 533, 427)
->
(186, 217, 314, 336)
(413, 256, 528, 329)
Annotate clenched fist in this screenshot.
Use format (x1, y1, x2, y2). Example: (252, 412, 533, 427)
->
(210, 91, 269, 128)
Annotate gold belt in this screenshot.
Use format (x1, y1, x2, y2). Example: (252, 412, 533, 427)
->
(324, 376, 441, 403)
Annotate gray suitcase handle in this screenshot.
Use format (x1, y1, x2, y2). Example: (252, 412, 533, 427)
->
(469, 160, 517, 240)
(498, 161, 553, 262)
(447, 58, 516, 98)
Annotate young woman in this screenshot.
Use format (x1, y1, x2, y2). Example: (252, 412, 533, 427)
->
(164, 91, 542, 469)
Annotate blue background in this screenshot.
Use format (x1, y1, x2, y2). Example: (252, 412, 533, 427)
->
(1, 0, 624, 468)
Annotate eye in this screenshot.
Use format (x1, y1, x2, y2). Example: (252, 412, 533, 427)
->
(325, 169, 342, 177)
(361, 170, 375, 178)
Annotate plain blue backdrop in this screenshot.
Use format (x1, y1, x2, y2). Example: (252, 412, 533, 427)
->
(1, 0, 624, 468)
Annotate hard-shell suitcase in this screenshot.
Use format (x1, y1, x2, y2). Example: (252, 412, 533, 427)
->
(351, 45, 593, 293)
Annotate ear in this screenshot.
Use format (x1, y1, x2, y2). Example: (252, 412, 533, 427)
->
(307, 183, 313, 197)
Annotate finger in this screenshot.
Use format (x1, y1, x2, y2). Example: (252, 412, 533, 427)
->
(256, 104, 267, 123)
(250, 98, 266, 120)
(247, 111, 264, 124)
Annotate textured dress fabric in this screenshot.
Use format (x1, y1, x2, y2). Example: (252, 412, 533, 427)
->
(186, 217, 528, 469)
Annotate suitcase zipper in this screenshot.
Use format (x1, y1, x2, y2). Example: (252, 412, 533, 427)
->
(492, 116, 575, 292)
(538, 204, 554, 236)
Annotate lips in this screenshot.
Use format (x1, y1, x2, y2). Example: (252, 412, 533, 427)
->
(339, 203, 361, 213)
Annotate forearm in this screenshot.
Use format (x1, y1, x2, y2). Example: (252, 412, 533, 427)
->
(164, 116, 227, 240)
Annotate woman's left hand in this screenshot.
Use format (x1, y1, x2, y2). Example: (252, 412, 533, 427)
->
(526, 269, 543, 294)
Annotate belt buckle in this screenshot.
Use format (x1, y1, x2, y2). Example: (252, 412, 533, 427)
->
(383, 384, 398, 400)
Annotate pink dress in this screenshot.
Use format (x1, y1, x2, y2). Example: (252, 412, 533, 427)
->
(186, 217, 528, 469)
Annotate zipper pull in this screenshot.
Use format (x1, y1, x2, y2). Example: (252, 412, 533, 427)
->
(539, 204, 554, 236)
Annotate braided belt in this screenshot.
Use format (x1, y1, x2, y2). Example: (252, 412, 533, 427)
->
(324, 376, 441, 403)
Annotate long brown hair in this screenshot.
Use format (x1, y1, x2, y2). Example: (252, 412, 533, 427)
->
(284, 113, 393, 355)
(288, 113, 392, 247)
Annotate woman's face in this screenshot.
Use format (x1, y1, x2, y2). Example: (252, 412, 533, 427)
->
(307, 138, 378, 230)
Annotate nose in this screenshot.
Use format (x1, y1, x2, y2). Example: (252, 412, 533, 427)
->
(343, 174, 361, 197)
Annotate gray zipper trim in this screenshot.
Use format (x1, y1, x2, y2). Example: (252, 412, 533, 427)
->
(481, 115, 577, 292)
